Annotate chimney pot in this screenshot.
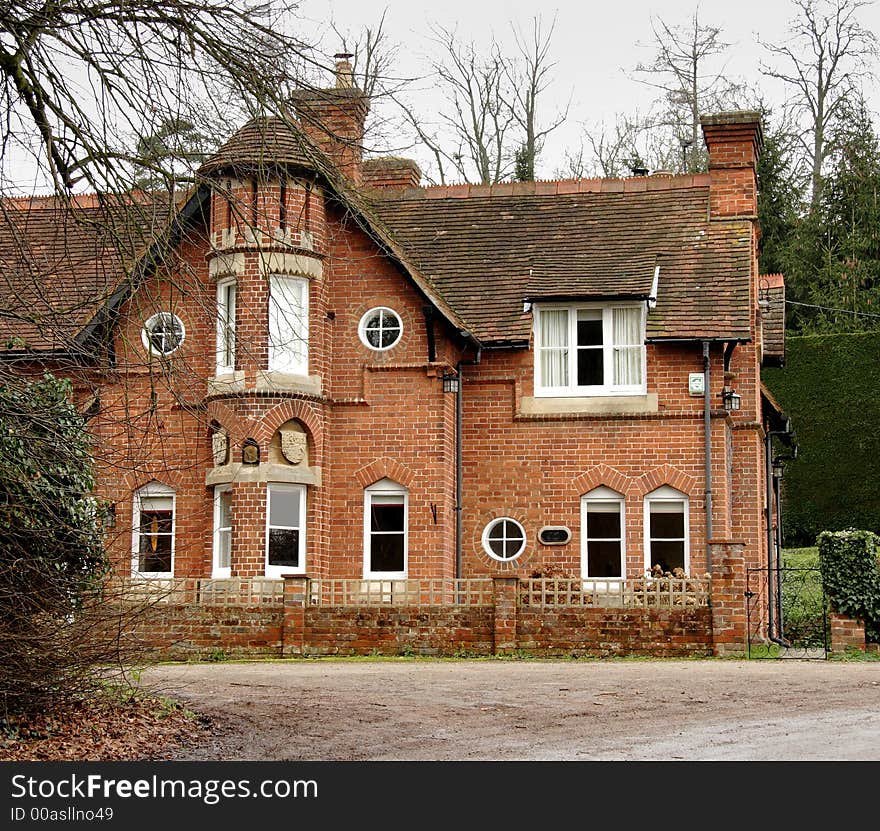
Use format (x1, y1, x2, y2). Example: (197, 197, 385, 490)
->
(333, 53, 355, 89)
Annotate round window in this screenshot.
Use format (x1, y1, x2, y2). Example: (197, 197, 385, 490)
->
(359, 307, 403, 351)
(482, 518, 527, 561)
(142, 312, 185, 356)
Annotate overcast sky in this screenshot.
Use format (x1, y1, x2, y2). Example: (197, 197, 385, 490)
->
(296, 0, 880, 178)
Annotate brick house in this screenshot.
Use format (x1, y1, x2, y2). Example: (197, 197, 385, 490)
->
(0, 62, 788, 645)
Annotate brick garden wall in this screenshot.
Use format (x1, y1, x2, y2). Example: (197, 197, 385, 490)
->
(130, 604, 283, 660)
(124, 561, 741, 659)
(516, 607, 713, 657)
(302, 607, 494, 656)
(128, 601, 713, 659)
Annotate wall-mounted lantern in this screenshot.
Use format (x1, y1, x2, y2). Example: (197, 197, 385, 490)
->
(721, 386, 742, 412)
(442, 373, 460, 394)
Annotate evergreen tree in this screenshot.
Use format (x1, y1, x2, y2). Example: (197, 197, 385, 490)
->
(785, 98, 880, 333)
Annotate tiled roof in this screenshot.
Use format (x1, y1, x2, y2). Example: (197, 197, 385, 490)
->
(0, 196, 174, 353)
(761, 273, 785, 364)
(370, 178, 753, 343)
(198, 116, 322, 176)
(524, 253, 656, 301)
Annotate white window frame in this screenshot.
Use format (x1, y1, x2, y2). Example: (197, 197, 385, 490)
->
(265, 483, 307, 577)
(580, 486, 626, 582)
(131, 482, 176, 578)
(141, 312, 186, 357)
(215, 277, 237, 374)
(533, 302, 646, 397)
(212, 485, 232, 578)
(643, 485, 690, 575)
(363, 479, 408, 579)
(481, 517, 527, 562)
(358, 306, 403, 351)
(268, 274, 309, 375)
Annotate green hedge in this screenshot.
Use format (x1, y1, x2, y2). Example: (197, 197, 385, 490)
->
(817, 529, 880, 643)
(763, 330, 880, 544)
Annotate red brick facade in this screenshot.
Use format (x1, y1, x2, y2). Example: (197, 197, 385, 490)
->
(84, 104, 772, 595)
(1, 70, 776, 657)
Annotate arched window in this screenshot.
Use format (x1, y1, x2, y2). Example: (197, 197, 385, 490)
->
(644, 486, 690, 575)
(132, 482, 175, 577)
(364, 479, 408, 578)
(580, 486, 625, 580)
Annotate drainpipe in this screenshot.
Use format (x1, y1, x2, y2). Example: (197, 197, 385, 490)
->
(764, 428, 776, 639)
(454, 346, 481, 580)
(703, 341, 713, 572)
(455, 359, 463, 581)
(765, 428, 791, 646)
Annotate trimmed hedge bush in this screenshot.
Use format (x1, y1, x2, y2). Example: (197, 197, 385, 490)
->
(763, 331, 880, 544)
(817, 529, 880, 643)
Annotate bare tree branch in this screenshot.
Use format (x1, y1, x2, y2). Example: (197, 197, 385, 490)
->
(760, 0, 878, 206)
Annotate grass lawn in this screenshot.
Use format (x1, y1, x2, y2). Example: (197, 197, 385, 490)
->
(782, 547, 819, 568)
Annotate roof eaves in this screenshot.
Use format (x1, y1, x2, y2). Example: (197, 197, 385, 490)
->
(73, 184, 211, 351)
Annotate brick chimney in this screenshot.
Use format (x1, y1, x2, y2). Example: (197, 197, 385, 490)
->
(361, 157, 422, 190)
(700, 111, 763, 218)
(291, 54, 369, 184)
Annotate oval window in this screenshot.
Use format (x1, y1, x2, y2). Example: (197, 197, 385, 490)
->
(142, 312, 185, 356)
(482, 517, 526, 561)
(538, 526, 571, 545)
(359, 307, 403, 351)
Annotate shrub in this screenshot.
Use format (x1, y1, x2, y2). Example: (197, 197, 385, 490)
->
(817, 529, 880, 643)
(0, 374, 136, 715)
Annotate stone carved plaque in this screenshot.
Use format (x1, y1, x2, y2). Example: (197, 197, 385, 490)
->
(280, 430, 307, 465)
(212, 431, 228, 466)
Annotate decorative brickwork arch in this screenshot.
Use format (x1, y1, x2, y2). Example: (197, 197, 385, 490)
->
(571, 464, 633, 498)
(123, 470, 186, 494)
(637, 465, 697, 498)
(256, 399, 323, 462)
(354, 457, 416, 489)
(206, 400, 250, 444)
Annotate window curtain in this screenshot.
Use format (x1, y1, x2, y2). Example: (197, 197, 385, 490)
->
(540, 309, 569, 387)
(612, 307, 643, 386)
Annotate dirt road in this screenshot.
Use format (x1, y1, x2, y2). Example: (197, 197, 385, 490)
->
(143, 659, 880, 761)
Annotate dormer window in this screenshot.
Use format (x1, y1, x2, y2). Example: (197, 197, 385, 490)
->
(534, 303, 645, 396)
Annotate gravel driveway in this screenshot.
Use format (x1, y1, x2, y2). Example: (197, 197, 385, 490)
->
(143, 659, 880, 761)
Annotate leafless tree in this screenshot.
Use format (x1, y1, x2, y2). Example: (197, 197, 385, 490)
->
(395, 19, 565, 185)
(0, 0, 324, 198)
(0, 0, 339, 715)
(572, 111, 681, 179)
(329, 9, 419, 155)
(504, 15, 568, 182)
(761, 0, 878, 207)
(633, 9, 749, 172)
(417, 25, 516, 185)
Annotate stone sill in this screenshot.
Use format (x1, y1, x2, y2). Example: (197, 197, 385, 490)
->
(518, 393, 659, 418)
(206, 462, 322, 487)
(256, 371, 322, 397)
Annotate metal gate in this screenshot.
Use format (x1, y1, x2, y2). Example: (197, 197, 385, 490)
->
(746, 567, 828, 659)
